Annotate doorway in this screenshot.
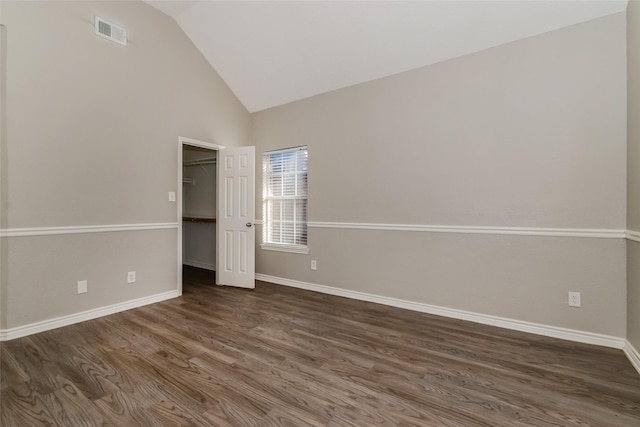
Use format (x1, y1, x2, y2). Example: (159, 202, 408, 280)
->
(182, 145, 216, 282)
(177, 137, 225, 293)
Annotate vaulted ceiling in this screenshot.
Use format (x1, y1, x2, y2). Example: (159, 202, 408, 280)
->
(147, 1, 628, 112)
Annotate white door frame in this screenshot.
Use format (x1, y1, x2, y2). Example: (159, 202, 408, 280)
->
(178, 136, 225, 293)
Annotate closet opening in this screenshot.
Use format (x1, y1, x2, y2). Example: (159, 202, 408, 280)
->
(178, 137, 225, 291)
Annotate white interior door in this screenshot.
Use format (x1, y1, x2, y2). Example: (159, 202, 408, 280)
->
(217, 146, 255, 288)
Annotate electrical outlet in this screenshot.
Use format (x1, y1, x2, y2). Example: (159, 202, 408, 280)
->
(127, 271, 136, 284)
(77, 280, 88, 294)
(568, 291, 581, 308)
(168, 191, 176, 202)
(311, 260, 317, 270)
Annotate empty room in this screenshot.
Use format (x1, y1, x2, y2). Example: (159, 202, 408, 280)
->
(1, 0, 640, 425)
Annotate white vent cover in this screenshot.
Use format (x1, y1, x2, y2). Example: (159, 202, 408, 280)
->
(95, 16, 127, 46)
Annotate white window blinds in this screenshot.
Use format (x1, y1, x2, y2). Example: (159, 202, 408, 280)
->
(262, 147, 308, 250)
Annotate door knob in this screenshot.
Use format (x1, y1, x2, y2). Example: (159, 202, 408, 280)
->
(246, 222, 253, 228)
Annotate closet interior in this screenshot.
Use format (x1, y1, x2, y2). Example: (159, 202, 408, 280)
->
(182, 145, 217, 272)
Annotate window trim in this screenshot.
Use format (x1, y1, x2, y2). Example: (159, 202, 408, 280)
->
(260, 242, 310, 254)
(261, 146, 308, 254)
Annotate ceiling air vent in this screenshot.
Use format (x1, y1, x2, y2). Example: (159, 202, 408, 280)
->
(95, 16, 127, 46)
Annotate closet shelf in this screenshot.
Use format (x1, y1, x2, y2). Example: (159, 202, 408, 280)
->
(182, 216, 216, 223)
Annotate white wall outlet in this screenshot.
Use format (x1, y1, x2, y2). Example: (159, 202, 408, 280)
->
(77, 280, 88, 294)
(568, 291, 581, 308)
(127, 271, 136, 284)
(168, 191, 176, 202)
(311, 260, 317, 270)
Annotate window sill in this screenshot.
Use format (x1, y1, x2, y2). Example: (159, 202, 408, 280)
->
(260, 243, 309, 254)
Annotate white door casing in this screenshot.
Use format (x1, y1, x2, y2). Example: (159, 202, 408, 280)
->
(217, 146, 256, 288)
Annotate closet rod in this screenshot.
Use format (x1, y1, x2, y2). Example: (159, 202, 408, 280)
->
(184, 157, 216, 166)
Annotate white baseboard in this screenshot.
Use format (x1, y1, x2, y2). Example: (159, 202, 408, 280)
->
(0, 289, 181, 341)
(255, 274, 626, 350)
(183, 259, 216, 271)
(624, 341, 640, 375)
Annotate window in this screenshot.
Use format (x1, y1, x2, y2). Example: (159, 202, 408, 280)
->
(262, 146, 308, 253)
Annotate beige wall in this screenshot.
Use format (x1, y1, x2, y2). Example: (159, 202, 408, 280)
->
(628, 1, 640, 351)
(0, 1, 250, 330)
(5, 1, 248, 228)
(1, 14, 7, 329)
(7, 231, 177, 328)
(252, 13, 627, 336)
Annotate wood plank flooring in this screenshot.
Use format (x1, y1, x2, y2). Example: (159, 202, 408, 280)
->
(1, 265, 639, 426)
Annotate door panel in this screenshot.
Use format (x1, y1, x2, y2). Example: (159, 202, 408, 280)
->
(217, 146, 255, 288)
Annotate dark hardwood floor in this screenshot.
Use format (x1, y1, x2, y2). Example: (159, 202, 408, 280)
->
(1, 266, 639, 426)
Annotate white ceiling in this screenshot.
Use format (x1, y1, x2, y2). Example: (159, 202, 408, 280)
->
(147, 1, 628, 112)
